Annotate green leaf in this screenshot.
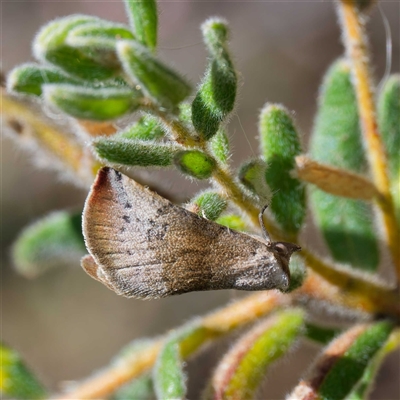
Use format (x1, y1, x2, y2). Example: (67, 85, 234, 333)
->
(12, 211, 85, 278)
(310, 59, 379, 271)
(346, 330, 400, 400)
(154, 322, 220, 400)
(113, 373, 155, 400)
(94, 137, 178, 166)
(118, 114, 165, 141)
(215, 214, 247, 231)
(117, 40, 191, 110)
(192, 18, 237, 140)
(66, 21, 135, 68)
(238, 158, 270, 204)
(377, 79, 400, 230)
(209, 128, 230, 164)
(319, 321, 394, 400)
(378, 74, 400, 179)
(174, 150, 216, 179)
(209, 309, 304, 400)
(285, 254, 306, 293)
(68, 21, 135, 41)
(190, 191, 227, 221)
(154, 339, 186, 400)
(44, 84, 142, 120)
(33, 15, 118, 80)
(123, 0, 158, 51)
(259, 104, 305, 235)
(0, 343, 47, 399)
(7, 63, 81, 96)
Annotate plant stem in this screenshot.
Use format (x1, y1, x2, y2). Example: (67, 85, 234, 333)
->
(1, 90, 101, 186)
(55, 291, 289, 399)
(336, 0, 400, 281)
(142, 101, 200, 147)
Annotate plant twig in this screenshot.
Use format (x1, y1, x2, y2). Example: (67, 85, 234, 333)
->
(297, 269, 399, 318)
(302, 250, 399, 318)
(336, 0, 400, 280)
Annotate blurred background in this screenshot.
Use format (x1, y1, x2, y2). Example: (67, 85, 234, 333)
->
(2, 1, 399, 398)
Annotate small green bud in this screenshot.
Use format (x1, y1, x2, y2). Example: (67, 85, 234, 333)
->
(310, 59, 379, 270)
(123, 0, 158, 51)
(238, 159, 270, 204)
(7, 64, 81, 96)
(118, 114, 165, 141)
(209, 129, 230, 164)
(216, 214, 247, 231)
(0, 343, 47, 399)
(259, 104, 305, 235)
(378, 74, 400, 179)
(178, 102, 192, 124)
(192, 18, 237, 140)
(44, 84, 142, 121)
(12, 211, 85, 278)
(189, 191, 227, 221)
(33, 15, 118, 80)
(94, 138, 178, 166)
(174, 150, 216, 179)
(117, 40, 191, 110)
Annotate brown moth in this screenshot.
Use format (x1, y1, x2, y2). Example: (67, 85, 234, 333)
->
(82, 167, 300, 299)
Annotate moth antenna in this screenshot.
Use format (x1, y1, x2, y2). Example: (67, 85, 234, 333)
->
(259, 204, 272, 245)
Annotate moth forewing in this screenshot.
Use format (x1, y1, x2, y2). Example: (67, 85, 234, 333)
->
(82, 167, 299, 299)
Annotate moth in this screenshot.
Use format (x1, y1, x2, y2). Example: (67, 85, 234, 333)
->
(82, 167, 300, 299)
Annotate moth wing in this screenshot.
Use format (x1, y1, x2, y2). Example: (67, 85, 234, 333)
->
(83, 167, 258, 298)
(81, 254, 122, 293)
(83, 167, 291, 298)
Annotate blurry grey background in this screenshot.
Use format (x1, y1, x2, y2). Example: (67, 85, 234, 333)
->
(2, 1, 399, 398)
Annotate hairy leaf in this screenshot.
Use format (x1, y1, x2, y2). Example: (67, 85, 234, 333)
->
(310, 59, 379, 270)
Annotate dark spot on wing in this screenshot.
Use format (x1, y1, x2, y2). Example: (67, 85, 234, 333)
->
(125, 202, 132, 209)
(146, 223, 168, 241)
(114, 170, 123, 181)
(156, 206, 168, 215)
(123, 215, 131, 223)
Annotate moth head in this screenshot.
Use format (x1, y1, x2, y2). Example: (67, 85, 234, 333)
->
(269, 241, 301, 276)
